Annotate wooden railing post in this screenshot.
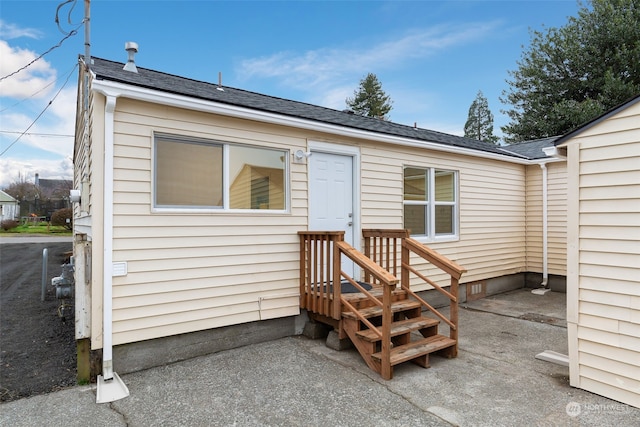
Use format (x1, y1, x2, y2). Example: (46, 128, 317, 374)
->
(363, 233, 371, 284)
(449, 276, 459, 357)
(332, 233, 343, 319)
(401, 243, 410, 289)
(381, 282, 392, 380)
(298, 231, 345, 320)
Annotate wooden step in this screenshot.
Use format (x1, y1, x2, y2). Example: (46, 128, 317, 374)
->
(341, 287, 406, 302)
(356, 317, 439, 342)
(341, 288, 407, 309)
(342, 299, 422, 320)
(371, 334, 456, 366)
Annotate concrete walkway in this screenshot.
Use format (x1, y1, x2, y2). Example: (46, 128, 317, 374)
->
(2, 290, 638, 426)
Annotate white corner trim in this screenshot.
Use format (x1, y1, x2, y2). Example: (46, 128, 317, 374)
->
(102, 94, 117, 380)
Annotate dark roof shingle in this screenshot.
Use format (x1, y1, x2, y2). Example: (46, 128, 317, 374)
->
(500, 137, 559, 160)
(89, 57, 529, 159)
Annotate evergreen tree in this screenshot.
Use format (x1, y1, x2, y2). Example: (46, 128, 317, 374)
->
(501, 0, 640, 142)
(464, 90, 499, 144)
(345, 73, 393, 120)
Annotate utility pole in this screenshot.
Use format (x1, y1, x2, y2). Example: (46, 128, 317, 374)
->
(84, 0, 91, 69)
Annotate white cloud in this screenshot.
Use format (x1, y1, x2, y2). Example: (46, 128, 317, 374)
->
(0, 156, 72, 189)
(0, 40, 57, 99)
(0, 19, 43, 40)
(237, 21, 499, 94)
(0, 86, 76, 156)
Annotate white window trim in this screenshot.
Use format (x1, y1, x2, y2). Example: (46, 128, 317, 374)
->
(404, 166, 459, 243)
(152, 133, 290, 214)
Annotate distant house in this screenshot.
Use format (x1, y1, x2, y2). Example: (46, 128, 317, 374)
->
(16, 174, 73, 219)
(0, 190, 19, 222)
(34, 173, 72, 215)
(555, 94, 640, 409)
(72, 52, 569, 399)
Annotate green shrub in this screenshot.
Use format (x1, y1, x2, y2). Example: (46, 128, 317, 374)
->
(1, 220, 19, 231)
(51, 208, 73, 230)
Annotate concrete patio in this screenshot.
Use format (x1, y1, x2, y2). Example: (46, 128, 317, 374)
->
(2, 289, 638, 426)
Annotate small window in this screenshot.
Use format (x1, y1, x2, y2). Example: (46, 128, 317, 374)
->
(403, 167, 458, 239)
(155, 137, 223, 208)
(228, 145, 285, 210)
(154, 135, 287, 211)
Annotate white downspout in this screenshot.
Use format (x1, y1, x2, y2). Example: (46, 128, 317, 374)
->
(96, 94, 129, 403)
(532, 162, 550, 294)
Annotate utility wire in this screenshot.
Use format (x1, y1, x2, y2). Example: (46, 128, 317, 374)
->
(0, 63, 78, 157)
(56, 0, 80, 35)
(0, 131, 74, 138)
(0, 64, 78, 113)
(0, 21, 83, 83)
(0, 79, 55, 113)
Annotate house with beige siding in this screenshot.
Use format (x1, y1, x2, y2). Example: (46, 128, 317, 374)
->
(555, 94, 640, 408)
(72, 52, 569, 401)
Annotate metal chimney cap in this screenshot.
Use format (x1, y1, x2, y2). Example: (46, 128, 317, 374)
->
(123, 42, 138, 73)
(125, 42, 138, 53)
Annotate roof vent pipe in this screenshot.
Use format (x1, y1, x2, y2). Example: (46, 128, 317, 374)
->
(123, 42, 138, 73)
(216, 71, 224, 91)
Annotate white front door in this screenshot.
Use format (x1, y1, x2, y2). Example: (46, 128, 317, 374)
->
(308, 151, 355, 277)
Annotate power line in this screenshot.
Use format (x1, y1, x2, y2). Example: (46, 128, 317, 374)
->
(0, 21, 83, 83)
(0, 63, 78, 157)
(0, 131, 74, 138)
(0, 64, 79, 113)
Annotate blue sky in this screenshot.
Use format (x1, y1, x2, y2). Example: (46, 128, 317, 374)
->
(0, 0, 580, 188)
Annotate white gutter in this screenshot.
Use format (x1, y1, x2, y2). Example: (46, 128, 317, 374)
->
(541, 163, 549, 287)
(96, 93, 129, 403)
(532, 162, 550, 294)
(92, 79, 538, 166)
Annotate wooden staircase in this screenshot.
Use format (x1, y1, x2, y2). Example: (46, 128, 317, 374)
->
(299, 229, 466, 380)
(341, 288, 456, 378)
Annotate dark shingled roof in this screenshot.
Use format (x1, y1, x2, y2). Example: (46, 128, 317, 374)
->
(500, 137, 559, 160)
(90, 57, 527, 159)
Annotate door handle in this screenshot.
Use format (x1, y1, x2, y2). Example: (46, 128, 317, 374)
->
(348, 222, 353, 226)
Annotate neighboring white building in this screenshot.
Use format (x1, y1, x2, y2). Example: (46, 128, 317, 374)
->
(556, 94, 640, 408)
(0, 190, 19, 222)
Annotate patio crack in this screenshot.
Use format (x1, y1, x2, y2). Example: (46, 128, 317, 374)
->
(108, 402, 130, 426)
(460, 305, 566, 328)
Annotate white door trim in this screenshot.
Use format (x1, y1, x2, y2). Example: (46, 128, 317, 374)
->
(308, 140, 361, 255)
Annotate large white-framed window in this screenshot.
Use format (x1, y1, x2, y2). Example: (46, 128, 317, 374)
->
(403, 166, 458, 240)
(153, 133, 288, 212)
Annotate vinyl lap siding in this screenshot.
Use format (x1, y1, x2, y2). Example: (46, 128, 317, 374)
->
(362, 144, 527, 289)
(109, 99, 306, 345)
(525, 163, 567, 275)
(525, 166, 543, 271)
(547, 163, 567, 275)
(570, 101, 640, 407)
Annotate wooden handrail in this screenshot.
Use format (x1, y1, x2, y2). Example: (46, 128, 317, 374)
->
(336, 241, 398, 287)
(403, 237, 466, 279)
(340, 274, 383, 308)
(402, 262, 457, 302)
(363, 229, 465, 359)
(341, 297, 383, 339)
(402, 285, 456, 330)
(337, 239, 398, 379)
